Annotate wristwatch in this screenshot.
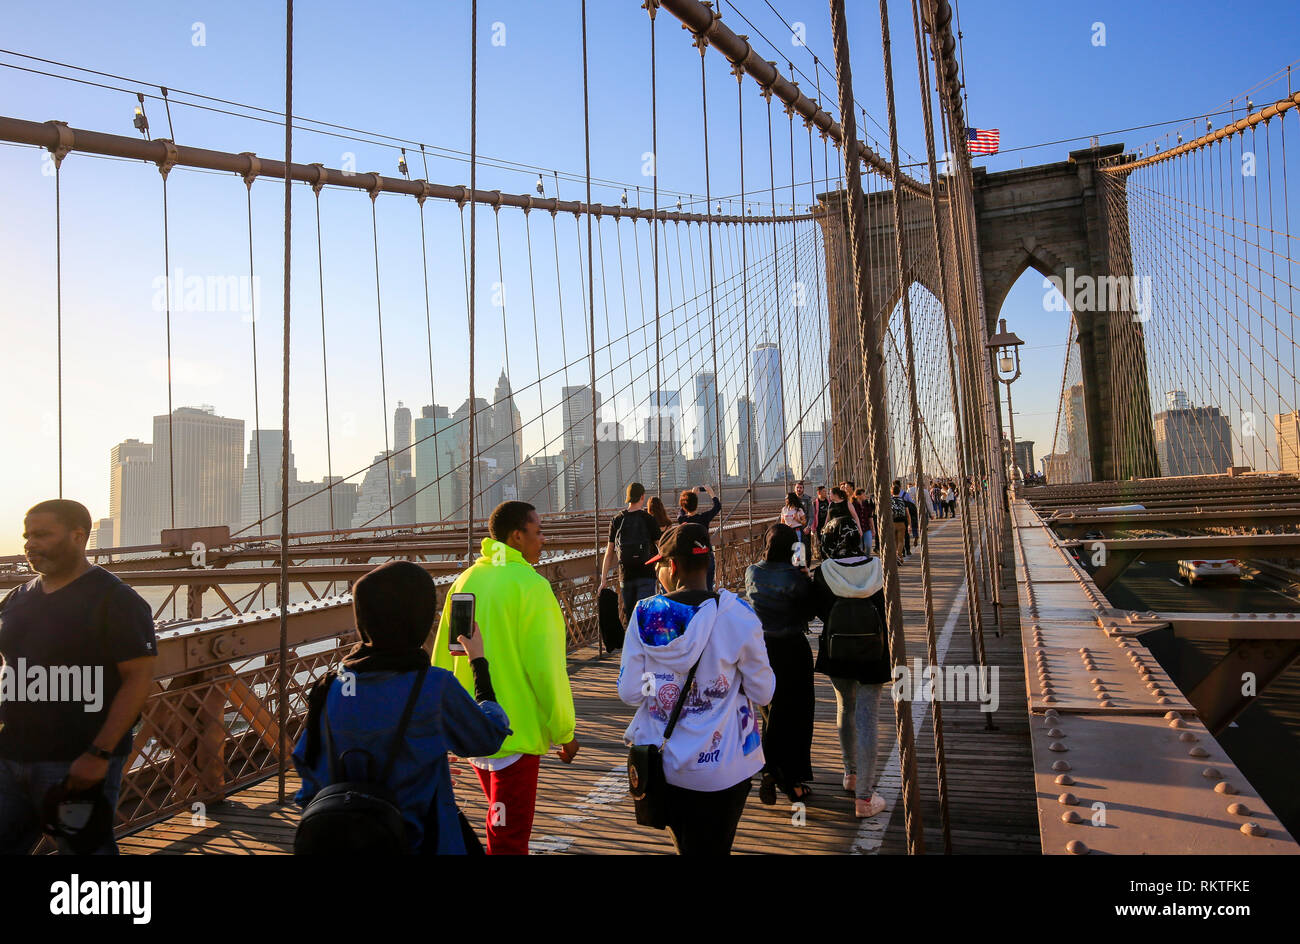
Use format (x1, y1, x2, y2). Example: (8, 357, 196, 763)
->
(85, 744, 113, 760)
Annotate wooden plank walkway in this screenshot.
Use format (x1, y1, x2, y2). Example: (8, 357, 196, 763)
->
(120, 519, 1040, 855)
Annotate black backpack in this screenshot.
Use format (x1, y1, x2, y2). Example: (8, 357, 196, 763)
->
(823, 595, 886, 666)
(294, 664, 428, 855)
(617, 511, 653, 570)
(890, 496, 908, 522)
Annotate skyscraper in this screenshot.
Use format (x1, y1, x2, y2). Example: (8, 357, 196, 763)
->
(392, 402, 413, 476)
(684, 371, 721, 465)
(486, 371, 524, 507)
(109, 438, 153, 547)
(240, 429, 295, 535)
(352, 452, 396, 529)
(751, 343, 786, 482)
(1153, 400, 1232, 476)
(1014, 440, 1035, 478)
(150, 406, 244, 539)
(414, 404, 456, 523)
(732, 397, 755, 480)
(561, 385, 602, 510)
(1275, 409, 1300, 473)
(800, 427, 826, 482)
(645, 389, 681, 447)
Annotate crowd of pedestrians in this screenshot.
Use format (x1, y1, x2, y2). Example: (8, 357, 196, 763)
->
(1, 476, 925, 856)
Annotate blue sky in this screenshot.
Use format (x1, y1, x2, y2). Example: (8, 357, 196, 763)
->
(1, 0, 1297, 552)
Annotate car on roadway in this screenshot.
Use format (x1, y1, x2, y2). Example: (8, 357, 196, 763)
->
(1177, 558, 1242, 584)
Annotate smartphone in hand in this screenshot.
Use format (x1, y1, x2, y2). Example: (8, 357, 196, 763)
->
(448, 593, 475, 655)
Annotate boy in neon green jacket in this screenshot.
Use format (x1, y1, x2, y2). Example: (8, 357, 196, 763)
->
(432, 501, 579, 854)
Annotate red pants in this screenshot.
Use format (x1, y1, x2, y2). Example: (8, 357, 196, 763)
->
(473, 754, 541, 855)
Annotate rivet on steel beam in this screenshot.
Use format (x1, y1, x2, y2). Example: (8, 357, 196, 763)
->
(1043, 694, 1057, 703)
(1178, 732, 1197, 743)
(1099, 698, 1114, 707)
(1168, 718, 1187, 728)
(1049, 741, 1068, 752)
(1061, 810, 1083, 824)
(1055, 774, 1075, 786)
(1058, 792, 1079, 806)
(1051, 760, 1071, 772)
(1045, 709, 1060, 719)
(1214, 781, 1238, 795)
(1227, 802, 1251, 816)
(1065, 839, 1089, 854)
(1047, 728, 1065, 738)
(1188, 746, 1210, 758)
(1202, 767, 1222, 779)
(1241, 822, 1268, 837)
(1157, 696, 1173, 705)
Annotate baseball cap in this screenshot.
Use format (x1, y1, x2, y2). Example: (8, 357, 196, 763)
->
(645, 523, 712, 565)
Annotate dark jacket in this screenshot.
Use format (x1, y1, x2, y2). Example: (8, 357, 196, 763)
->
(744, 561, 814, 636)
(677, 496, 722, 527)
(810, 556, 891, 684)
(293, 667, 509, 854)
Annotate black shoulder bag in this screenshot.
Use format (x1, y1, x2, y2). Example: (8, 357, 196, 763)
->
(294, 664, 429, 854)
(626, 594, 717, 829)
(627, 657, 702, 829)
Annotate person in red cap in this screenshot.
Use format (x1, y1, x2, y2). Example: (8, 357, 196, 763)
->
(618, 524, 774, 855)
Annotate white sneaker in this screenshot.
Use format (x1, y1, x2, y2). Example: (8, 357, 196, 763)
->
(855, 793, 887, 818)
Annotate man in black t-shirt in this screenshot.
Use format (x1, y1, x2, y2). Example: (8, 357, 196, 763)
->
(0, 499, 156, 854)
(598, 483, 663, 627)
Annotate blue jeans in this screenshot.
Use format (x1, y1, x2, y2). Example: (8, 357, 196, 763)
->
(829, 679, 883, 800)
(620, 576, 659, 626)
(0, 756, 125, 855)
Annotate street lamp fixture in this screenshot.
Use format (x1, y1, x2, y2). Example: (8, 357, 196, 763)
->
(986, 317, 1026, 495)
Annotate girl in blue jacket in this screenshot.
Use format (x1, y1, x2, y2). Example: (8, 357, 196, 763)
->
(293, 561, 510, 854)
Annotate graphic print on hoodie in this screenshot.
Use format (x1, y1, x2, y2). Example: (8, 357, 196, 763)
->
(617, 590, 776, 791)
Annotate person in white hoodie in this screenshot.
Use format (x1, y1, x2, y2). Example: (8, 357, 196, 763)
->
(618, 523, 775, 854)
(810, 516, 891, 819)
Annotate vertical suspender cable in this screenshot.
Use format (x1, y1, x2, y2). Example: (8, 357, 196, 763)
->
(467, 0, 478, 556)
(54, 160, 63, 497)
(245, 184, 265, 536)
(735, 59, 754, 547)
(312, 184, 335, 531)
(417, 147, 440, 523)
(880, 0, 947, 851)
(828, 0, 924, 855)
(160, 173, 175, 533)
(696, 27, 725, 580)
(582, 0, 600, 597)
(648, 1, 662, 498)
(370, 198, 395, 526)
(275, 0, 294, 805)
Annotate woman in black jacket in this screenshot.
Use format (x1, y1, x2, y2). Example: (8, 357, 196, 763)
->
(743, 524, 815, 804)
(810, 517, 890, 819)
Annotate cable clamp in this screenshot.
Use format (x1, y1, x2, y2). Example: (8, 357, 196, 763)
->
(45, 120, 74, 168)
(367, 173, 384, 202)
(309, 162, 329, 195)
(156, 139, 179, 180)
(239, 152, 261, 190)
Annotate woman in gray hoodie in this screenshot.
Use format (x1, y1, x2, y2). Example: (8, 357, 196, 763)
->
(809, 516, 891, 818)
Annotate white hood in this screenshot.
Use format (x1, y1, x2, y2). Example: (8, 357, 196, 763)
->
(820, 555, 883, 598)
(618, 589, 775, 791)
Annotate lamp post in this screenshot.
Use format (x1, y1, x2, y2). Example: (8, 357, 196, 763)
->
(986, 317, 1026, 499)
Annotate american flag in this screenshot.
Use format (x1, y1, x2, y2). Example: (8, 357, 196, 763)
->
(967, 127, 1000, 155)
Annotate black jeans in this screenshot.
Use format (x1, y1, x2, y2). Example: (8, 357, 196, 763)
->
(663, 778, 752, 855)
